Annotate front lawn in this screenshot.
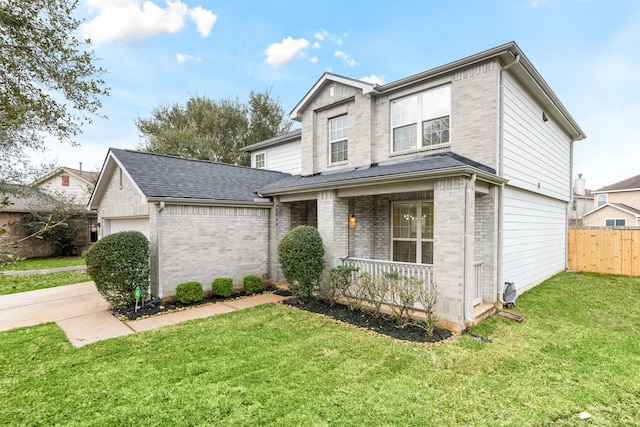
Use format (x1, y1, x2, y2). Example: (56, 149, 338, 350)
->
(0, 272, 638, 425)
(0, 270, 91, 296)
(0, 256, 85, 271)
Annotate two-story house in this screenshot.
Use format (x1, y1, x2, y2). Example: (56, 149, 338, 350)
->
(90, 41, 584, 333)
(582, 174, 640, 227)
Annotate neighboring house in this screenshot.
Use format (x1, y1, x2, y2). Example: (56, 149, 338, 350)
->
(571, 174, 593, 226)
(34, 166, 100, 244)
(0, 166, 100, 259)
(92, 41, 585, 333)
(0, 187, 58, 259)
(582, 174, 640, 227)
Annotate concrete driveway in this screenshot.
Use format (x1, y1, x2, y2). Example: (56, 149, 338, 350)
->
(0, 282, 133, 346)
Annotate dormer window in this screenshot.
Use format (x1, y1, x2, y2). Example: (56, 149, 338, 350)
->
(329, 115, 348, 163)
(391, 85, 451, 153)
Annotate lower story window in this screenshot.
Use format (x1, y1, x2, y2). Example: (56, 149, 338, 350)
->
(392, 201, 434, 264)
(605, 218, 626, 226)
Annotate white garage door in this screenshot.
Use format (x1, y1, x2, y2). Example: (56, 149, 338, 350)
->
(108, 218, 150, 240)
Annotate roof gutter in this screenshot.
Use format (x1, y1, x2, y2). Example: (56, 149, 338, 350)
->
(259, 166, 507, 197)
(146, 197, 273, 207)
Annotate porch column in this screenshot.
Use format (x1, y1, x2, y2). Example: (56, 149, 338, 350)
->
(433, 177, 474, 331)
(269, 198, 291, 283)
(317, 190, 349, 268)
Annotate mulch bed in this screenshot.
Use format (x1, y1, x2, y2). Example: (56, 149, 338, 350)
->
(113, 287, 453, 345)
(282, 296, 453, 344)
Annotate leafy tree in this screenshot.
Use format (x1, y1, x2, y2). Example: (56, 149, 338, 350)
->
(0, 0, 108, 183)
(136, 89, 292, 166)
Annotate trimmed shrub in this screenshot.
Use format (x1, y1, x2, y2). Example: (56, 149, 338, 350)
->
(277, 225, 324, 301)
(243, 275, 263, 295)
(85, 231, 150, 308)
(176, 281, 204, 304)
(212, 277, 233, 297)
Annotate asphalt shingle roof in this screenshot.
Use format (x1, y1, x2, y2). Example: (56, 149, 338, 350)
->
(596, 174, 640, 192)
(110, 149, 290, 202)
(257, 151, 496, 194)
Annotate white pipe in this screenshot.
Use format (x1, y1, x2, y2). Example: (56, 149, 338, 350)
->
(156, 201, 165, 299)
(463, 174, 477, 325)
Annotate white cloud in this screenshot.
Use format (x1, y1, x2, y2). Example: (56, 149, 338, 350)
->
(265, 37, 310, 66)
(313, 41, 321, 49)
(309, 56, 318, 64)
(176, 53, 201, 63)
(335, 50, 357, 66)
(189, 6, 217, 37)
(83, 0, 216, 43)
(361, 75, 385, 85)
(314, 29, 329, 41)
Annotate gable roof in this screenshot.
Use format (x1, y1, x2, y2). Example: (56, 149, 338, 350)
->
(290, 73, 378, 121)
(257, 151, 505, 196)
(33, 167, 98, 187)
(89, 149, 290, 208)
(241, 128, 301, 153)
(289, 41, 585, 141)
(1, 185, 57, 213)
(584, 202, 640, 219)
(594, 174, 640, 193)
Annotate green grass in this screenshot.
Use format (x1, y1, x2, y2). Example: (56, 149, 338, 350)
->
(0, 270, 91, 295)
(0, 256, 85, 271)
(0, 272, 639, 425)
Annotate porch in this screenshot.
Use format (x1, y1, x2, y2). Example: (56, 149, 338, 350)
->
(341, 257, 497, 329)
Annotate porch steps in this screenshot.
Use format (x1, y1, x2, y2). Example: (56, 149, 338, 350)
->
(472, 303, 498, 325)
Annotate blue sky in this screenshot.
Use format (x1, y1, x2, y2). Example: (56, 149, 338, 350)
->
(40, 0, 639, 191)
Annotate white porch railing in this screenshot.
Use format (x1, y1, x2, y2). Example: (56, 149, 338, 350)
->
(473, 261, 483, 306)
(341, 257, 434, 291)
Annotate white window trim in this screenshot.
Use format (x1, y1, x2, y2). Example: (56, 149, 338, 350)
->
(390, 200, 434, 265)
(329, 115, 348, 164)
(390, 85, 451, 154)
(254, 151, 266, 169)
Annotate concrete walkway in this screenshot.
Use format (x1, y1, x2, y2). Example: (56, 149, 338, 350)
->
(0, 280, 288, 347)
(0, 265, 87, 276)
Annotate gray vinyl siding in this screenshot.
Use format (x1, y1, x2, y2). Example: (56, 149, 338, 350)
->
(503, 187, 567, 290)
(502, 72, 571, 202)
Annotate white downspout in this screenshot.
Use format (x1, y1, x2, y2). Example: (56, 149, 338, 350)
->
(497, 53, 519, 303)
(463, 173, 477, 325)
(156, 201, 165, 299)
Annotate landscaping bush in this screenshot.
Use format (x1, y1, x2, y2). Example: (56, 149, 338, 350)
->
(176, 281, 204, 304)
(243, 275, 263, 295)
(322, 265, 359, 306)
(277, 225, 324, 301)
(212, 277, 233, 297)
(85, 231, 149, 308)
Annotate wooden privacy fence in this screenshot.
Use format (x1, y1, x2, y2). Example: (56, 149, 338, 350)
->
(568, 228, 640, 275)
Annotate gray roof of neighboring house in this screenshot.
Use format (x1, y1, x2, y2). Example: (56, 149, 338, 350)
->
(110, 149, 290, 202)
(595, 174, 640, 193)
(1, 186, 57, 212)
(257, 151, 498, 195)
(241, 128, 301, 152)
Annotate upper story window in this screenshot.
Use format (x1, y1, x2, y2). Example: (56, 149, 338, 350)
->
(255, 152, 266, 169)
(329, 115, 348, 163)
(596, 193, 607, 208)
(391, 85, 451, 153)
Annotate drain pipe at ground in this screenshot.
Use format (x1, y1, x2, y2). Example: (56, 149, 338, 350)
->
(463, 174, 477, 326)
(156, 201, 165, 299)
